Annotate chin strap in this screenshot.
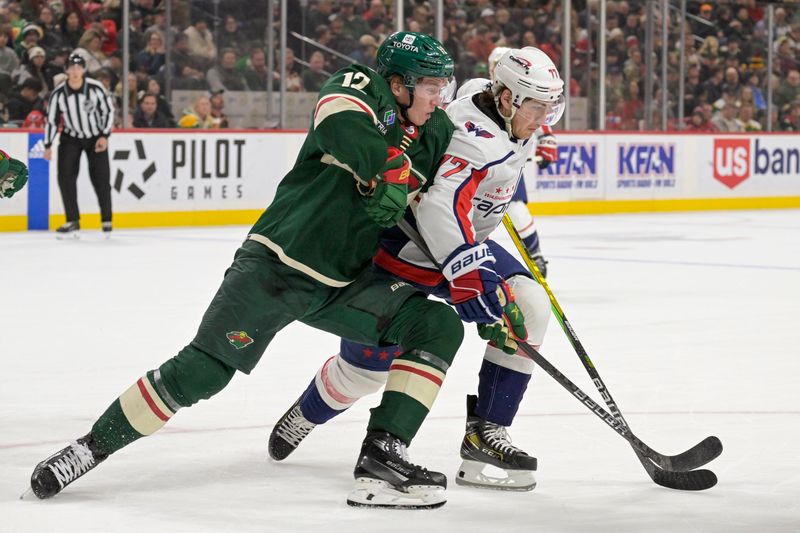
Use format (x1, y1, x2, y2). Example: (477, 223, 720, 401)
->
(494, 95, 518, 141)
(398, 90, 415, 123)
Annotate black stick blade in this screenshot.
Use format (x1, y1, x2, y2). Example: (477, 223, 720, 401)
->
(662, 436, 723, 471)
(649, 465, 718, 491)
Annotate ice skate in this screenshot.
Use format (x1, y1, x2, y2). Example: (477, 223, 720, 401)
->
(102, 221, 112, 239)
(268, 396, 316, 461)
(347, 431, 447, 509)
(29, 433, 108, 499)
(55, 221, 80, 240)
(528, 245, 548, 278)
(456, 395, 537, 491)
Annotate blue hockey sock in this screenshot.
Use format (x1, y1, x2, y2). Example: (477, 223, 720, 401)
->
(475, 358, 532, 426)
(298, 378, 347, 425)
(522, 230, 541, 254)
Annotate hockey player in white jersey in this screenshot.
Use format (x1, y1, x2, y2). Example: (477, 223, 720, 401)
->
(459, 46, 557, 277)
(269, 48, 565, 498)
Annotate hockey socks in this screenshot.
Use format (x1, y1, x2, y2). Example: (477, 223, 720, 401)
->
(91, 345, 235, 454)
(298, 373, 348, 424)
(366, 295, 463, 444)
(367, 348, 449, 444)
(300, 347, 392, 425)
(521, 230, 541, 255)
(475, 352, 533, 426)
(91, 371, 177, 454)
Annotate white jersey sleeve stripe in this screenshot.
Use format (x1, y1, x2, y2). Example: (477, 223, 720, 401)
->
(313, 93, 377, 129)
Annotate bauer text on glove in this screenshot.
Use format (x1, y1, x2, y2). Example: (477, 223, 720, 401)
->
(443, 243, 510, 323)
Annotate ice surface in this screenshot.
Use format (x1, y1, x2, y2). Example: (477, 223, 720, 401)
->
(1, 210, 799, 533)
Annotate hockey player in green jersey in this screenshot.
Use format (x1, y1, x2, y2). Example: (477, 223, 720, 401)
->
(0, 149, 28, 199)
(28, 32, 462, 509)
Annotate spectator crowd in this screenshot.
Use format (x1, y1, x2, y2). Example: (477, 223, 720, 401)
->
(0, 0, 798, 131)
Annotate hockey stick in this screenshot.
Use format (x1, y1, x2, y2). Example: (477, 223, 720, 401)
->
(511, 341, 717, 490)
(395, 218, 718, 490)
(500, 214, 722, 472)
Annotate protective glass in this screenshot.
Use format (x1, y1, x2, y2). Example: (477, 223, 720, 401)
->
(415, 77, 457, 104)
(516, 93, 566, 126)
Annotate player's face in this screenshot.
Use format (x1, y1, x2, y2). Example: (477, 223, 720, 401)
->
(406, 77, 452, 126)
(511, 99, 550, 139)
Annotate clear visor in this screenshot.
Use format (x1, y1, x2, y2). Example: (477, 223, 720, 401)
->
(515, 93, 566, 126)
(415, 76, 457, 104)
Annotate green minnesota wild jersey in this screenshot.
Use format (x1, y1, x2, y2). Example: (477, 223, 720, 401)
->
(250, 64, 454, 286)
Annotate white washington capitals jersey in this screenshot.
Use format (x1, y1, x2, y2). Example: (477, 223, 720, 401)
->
(374, 93, 532, 286)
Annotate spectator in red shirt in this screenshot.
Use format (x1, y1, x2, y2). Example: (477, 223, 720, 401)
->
(605, 99, 626, 131)
(362, 0, 385, 22)
(684, 107, 717, 132)
(466, 26, 495, 63)
(539, 30, 561, 65)
(622, 79, 643, 129)
(94, 16, 118, 56)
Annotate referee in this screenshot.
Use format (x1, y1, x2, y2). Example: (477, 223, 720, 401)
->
(44, 53, 115, 238)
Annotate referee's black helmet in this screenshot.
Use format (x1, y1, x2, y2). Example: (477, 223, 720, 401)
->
(66, 53, 86, 69)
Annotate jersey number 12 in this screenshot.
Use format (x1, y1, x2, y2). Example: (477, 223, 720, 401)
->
(342, 72, 370, 91)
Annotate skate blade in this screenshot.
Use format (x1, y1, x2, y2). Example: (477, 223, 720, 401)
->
(55, 231, 80, 240)
(346, 478, 446, 509)
(19, 487, 37, 500)
(456, 460, 537, 492)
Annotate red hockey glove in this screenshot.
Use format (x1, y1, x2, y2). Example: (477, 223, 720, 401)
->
(535, 125, 558, 170)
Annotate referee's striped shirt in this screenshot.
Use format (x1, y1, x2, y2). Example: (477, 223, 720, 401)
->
(44, 77, 115, 148)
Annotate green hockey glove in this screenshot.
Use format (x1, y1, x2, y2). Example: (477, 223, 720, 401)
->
(0, 150, 29, 199)
(362, 146, 410, 228)
(477, 286, 528, 354)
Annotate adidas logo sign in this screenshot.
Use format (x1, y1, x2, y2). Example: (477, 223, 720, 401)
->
(28, 139, 45, 159)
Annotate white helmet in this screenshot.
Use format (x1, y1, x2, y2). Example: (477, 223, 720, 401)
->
(488, 46, 510, 81)
(492, 47, 565, 127)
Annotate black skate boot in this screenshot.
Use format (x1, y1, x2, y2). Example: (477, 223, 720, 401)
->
(29, 433, 108, 499)
(268, 396, 316, 461)
(55, 221, 80, 239)
(347, 431, 447, 509)
(102, 221, 112, 239)
(456, 395, 537, 491)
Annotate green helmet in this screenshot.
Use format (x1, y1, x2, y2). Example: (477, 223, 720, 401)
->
(376, 32, 454, 91)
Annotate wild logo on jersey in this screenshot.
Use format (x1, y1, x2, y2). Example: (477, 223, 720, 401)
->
(227, 331, 254, 349)
(465, 121, 495, 138)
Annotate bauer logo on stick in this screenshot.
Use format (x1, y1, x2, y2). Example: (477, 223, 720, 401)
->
(226, 331, 254, 349)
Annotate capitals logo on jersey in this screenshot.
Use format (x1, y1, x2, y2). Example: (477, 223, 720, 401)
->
(465, 121, 495, 139)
